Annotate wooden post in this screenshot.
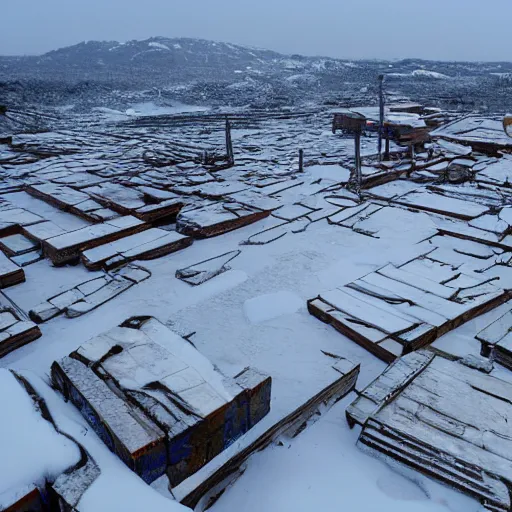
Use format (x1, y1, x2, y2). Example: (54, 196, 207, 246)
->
(410, 144, 416, 175)
(378, 75, 385, 162)
(337, 113, 366, 192)
(384, 135, 390, 161)
(355, 131, 362, 191)
(225, 118, 234, 165)
(299, 149, 304, 172)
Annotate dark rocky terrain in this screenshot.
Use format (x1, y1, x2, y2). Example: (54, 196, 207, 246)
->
(1, 36, 512, 113)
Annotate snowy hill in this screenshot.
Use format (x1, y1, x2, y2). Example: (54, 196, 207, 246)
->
(2, 37, 512, 112)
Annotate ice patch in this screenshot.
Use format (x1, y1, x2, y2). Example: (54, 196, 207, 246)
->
(306, 164, 351, 182)
(244, 291, 303, 324)
(124, 102, 210, 117)
(376, 474, 428, 501)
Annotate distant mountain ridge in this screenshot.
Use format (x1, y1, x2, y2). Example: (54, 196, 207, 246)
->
(2, 37, 512, 113)
(3, 36, 512, 72)
(0, 37, 370, 85)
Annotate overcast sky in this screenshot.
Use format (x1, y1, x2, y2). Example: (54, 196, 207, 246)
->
(2, 0, 512, 61)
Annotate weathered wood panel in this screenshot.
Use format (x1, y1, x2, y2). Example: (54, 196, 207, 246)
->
(347, 351, 512, 511)
(52, 317, 272, 488)
(309, 239, 511, 362)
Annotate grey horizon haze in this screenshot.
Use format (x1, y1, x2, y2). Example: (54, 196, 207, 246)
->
(1, 0, 511, 61)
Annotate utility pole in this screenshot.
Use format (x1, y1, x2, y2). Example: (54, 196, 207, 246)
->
(225, 117, 234, 165)
(378, 74, 385, 162)
(299, 149, 304, 172)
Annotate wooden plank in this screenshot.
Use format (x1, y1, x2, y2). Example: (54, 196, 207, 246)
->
(0, 320, 42, 359)
(494, 333, 512, 371)
(437, 223, 512, 252)
(346, 350, 434, 427)
(321, 288, 416, 335)
(0, 234, 39, 257)
(85, 183, 185, 222)
(391, 190, 489, 221)
(176, 250, 241, 286)
(308, 299, 396, 363)
(22, 221, 66, 243)
(378, 264, 455, 299)
(26, 183, 113, 223)
(349, 279, 448, 328)
(476, 310, 512, 346)
(363, 272, 461, 319)
(2, 486, 44, 512)
(43, 216, 148, 265)
(0, 251, 25, 288)
(177, 203, 271, 239)
(81, 229, 192, 270)
(30, 267, 150, 323)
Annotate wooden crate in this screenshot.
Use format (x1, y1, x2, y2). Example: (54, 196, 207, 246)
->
(52, 317, 272, 488)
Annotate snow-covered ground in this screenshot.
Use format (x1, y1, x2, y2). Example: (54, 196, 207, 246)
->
(1, 109, 509, 511)
(1, 194, 489, 512)
(91, 102, 211, 121)
(210, 395, 480, 512)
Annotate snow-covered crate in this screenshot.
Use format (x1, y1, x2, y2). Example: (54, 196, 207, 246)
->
(347, 350, 512, 511)
(51, 355, 168, 485)
(51, 317, 272, 488)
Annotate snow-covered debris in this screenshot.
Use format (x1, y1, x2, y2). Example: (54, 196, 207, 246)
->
(176, 202, 271, 238)
(0, 369, 81, 509)
(308, 232, 510, 362)
(176, 250, 241, 286)
(347, 350, 512, 511)
(1, 99, 512, 512)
